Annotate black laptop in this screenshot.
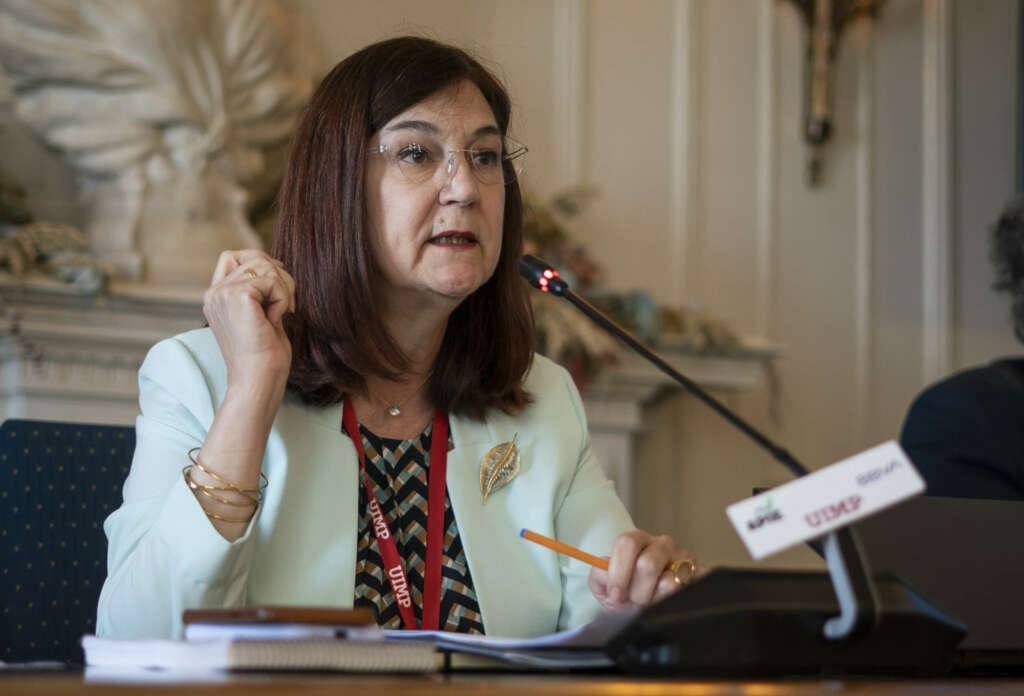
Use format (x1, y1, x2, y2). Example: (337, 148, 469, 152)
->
(847, 496, 1024, 670)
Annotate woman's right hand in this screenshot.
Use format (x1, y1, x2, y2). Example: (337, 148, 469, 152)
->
(203, 250, 296, 393)
(191, 250, 295, 540)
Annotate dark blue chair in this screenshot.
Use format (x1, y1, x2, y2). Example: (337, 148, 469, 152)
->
(0, 419, 134, 664)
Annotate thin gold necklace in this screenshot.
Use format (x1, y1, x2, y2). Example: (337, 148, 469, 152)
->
(372, 376, 430, 417)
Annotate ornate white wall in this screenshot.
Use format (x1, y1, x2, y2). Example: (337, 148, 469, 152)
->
(2, 0, 1019, 566)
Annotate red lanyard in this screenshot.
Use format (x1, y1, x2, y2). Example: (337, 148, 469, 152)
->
(342, 399, 448, 631)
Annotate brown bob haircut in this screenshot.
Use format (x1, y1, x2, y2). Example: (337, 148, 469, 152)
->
(272, 36, 534, 420)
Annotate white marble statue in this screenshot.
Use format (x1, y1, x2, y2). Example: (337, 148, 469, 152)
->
(0, 0, 314, 286)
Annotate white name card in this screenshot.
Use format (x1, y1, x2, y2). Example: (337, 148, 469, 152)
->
(726, 441, 925, 560)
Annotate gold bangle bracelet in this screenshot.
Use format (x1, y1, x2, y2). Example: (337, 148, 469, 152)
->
(187, 447, 268, 494)
(183, 465, 262, 503)
(184, 468, 260, 506)
(204, 508, 258, 524)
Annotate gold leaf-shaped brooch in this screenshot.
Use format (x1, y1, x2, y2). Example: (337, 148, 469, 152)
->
(479, 433, 520, 504)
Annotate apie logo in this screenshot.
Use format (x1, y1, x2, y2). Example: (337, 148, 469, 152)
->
(746, 497, 783, 531)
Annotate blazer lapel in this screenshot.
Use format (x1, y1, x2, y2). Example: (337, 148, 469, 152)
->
(444, 414, 561, 638)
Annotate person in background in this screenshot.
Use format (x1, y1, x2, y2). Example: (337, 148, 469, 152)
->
(97, 36, 700, 639)
(900, 197, 1024, 500)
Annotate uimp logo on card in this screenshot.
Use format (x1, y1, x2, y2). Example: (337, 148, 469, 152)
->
(726, 441, 925, 560)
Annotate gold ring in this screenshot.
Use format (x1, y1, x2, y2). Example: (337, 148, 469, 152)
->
(243, 268, 257, 280)
(668, 557, 696, 586)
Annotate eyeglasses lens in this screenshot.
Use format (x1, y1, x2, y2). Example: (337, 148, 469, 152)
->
(383, 136, 527, 186)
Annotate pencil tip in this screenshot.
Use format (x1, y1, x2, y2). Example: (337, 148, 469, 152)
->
(519, 528, 526, 537)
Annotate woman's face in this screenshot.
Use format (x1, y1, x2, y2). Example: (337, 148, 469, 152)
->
(365, 80, 506, 313)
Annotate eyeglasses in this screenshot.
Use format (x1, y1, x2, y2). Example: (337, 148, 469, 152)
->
(371, 135, 527, 186)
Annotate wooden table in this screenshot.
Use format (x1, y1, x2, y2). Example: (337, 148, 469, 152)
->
(3, 672, 1024, 696)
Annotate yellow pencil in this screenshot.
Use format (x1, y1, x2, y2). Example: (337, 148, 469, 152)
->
(519, 528, 610, 571)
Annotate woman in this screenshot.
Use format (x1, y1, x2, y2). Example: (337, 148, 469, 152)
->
(97, 36, 697, 640)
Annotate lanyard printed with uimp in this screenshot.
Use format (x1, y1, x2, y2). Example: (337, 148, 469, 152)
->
(342, 400, 448, 631)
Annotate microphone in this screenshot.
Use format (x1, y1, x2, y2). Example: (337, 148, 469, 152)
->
(520, 254, 807, 478)
(519, 253, 964, 676)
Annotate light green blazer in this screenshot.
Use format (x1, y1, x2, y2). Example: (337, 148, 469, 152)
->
(96, 329, 635, 639)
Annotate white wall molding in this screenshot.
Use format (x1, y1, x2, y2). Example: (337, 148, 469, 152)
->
(552, 0, 586, 188)
(854, 19, 875, 446)
(669, 0, 698, 304)
(754, 0, 778, 337)
(0, 277, 203, 425)
(668, 0, 704, 306)
(921, 0, 955, 382)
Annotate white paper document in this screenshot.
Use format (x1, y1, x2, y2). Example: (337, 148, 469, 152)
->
(385, 607, 635, 650)
(383, 608, 636, 668)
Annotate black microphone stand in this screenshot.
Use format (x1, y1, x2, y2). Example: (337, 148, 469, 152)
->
(519, 254, 965, 676)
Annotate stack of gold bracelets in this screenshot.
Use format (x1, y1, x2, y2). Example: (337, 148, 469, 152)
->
(183, 447, 269, 523)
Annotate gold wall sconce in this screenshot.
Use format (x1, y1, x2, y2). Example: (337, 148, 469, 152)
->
(786, 0, 886, 186)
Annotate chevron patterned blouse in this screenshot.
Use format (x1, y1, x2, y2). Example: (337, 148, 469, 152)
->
(350, 421, 485, 634)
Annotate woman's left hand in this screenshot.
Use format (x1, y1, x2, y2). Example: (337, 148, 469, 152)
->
(588, 530, 702, 610)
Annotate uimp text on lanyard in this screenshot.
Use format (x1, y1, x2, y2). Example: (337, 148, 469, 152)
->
(342, 399, 449, 631)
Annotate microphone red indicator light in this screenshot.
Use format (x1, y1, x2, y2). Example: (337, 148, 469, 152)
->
(518, 254, 568, 295)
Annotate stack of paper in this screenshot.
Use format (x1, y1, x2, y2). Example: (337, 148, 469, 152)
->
(83, 609, 636, 672)
(81, 635, 439, 673)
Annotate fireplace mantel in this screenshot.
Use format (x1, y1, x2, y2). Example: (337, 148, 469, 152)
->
(1, 275, 776, 514)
